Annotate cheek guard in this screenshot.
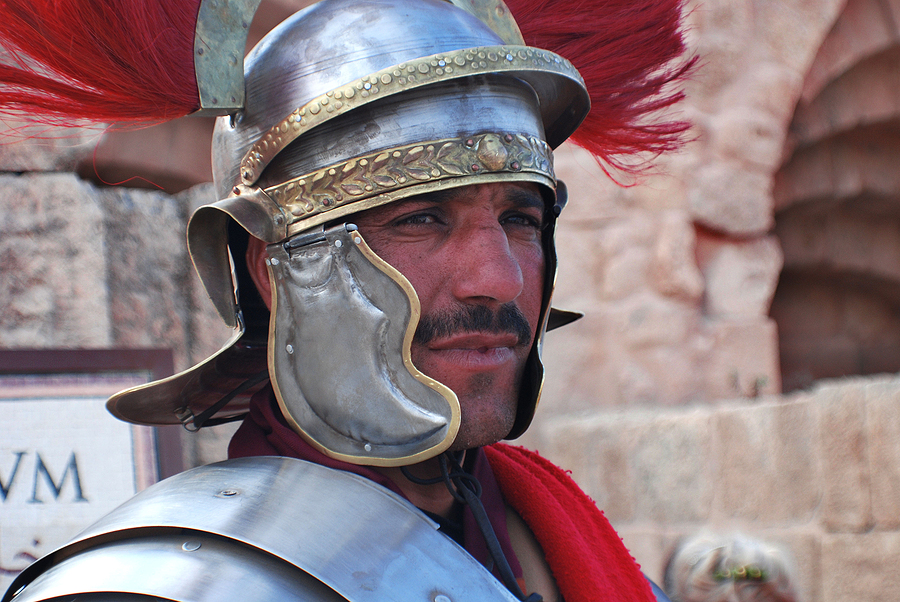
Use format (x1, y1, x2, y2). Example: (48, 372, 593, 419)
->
(267, 223, 460, 466)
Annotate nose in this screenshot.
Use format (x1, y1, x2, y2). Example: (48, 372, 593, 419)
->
(449, 220, 524, 305)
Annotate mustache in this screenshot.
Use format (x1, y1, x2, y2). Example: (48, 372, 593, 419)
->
(414, 303, 534, 347)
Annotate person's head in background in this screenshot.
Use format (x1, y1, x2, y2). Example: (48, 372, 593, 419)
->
(664, 532, 800, 602)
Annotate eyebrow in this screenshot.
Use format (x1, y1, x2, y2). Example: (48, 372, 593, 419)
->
(405, 185, 546, 210)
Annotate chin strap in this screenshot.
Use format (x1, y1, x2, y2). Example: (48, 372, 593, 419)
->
(403, 452, 543, 602)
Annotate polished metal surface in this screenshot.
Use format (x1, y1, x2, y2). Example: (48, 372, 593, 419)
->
(193, 0, 263, 115)
(268, 224, 459, 465)
(4, 457, 518, 602)
(112, 0, 589, 438)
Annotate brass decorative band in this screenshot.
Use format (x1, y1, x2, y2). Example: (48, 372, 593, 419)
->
(240, 44, 582, 185)
(265, 132, 554, 228)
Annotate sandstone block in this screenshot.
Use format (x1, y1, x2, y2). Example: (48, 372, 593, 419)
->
(864, 380, 900, 529)
(652, 211, 704, 302)
(688, 160, 773, 235)
(708, 106, 785, 171)
(713, 398, 819, 521)
(698, 235, 783, 319)
(817, 383, 872, 532)
(821, 532, 900, 602)
(0, 173, 111, 346)
(703, 319, 781, 398)
(630, 411, 713, 523)
(543, 414, 637, 524)
(101, 186, 193, 371)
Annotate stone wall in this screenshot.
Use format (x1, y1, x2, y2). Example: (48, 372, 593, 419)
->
(3, 0, 900, 600)
(535, 375, 900, 601)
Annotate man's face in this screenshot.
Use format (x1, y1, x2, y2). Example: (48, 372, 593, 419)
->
(352, 182, 546, 451)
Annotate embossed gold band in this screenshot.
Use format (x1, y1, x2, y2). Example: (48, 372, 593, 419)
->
(258, 132, 555, 237)
(239, 45, 581, 185)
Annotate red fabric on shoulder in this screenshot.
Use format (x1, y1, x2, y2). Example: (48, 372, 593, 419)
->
(485, 443, 654, 602)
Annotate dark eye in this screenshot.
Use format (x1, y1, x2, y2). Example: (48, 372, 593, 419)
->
(502, 212, 543, 230)
(395, 213, 438, 226)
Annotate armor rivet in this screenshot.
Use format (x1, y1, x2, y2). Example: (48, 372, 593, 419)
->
(364, 443, 372, 452)
(220, 490, 238, 497)
(232, 186, 240, 195)
(511, 161, 520, 170)
(242, 171, 251, 180)
(505, 134, 514, 142)
(274, 215, 283, 225)
(465, 139, 474, 147)
(472, 164, 480, 171)
(197, 48, 204, 56)
(323, 198, 332, 206)
(434, 596, 451, 602)
(211, 97, 218, 104)
(182, 541, 202, 552)
(354, 237, 362, 244)
(270, 258, 280, 266)
(334, 239, 342, 247)
(286, 344, 294, 354)
(392, 151, 401, 158)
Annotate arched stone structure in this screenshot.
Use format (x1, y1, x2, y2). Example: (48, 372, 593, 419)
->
(772, 0, 900, 391)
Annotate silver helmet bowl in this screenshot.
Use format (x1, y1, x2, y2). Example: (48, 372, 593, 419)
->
(107, 0, 589, 466)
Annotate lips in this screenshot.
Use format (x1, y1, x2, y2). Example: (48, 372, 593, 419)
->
(419, 332, 523, 371)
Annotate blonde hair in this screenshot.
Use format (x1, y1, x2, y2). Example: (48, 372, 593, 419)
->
(663, 532, 799, 602)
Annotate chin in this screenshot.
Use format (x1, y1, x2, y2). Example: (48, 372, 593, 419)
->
(448, 397, 517, 452)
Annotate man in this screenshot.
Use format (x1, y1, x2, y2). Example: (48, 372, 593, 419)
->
(0, 0, 691, 600)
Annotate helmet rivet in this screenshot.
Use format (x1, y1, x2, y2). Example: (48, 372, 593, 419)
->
(286, 344, 294, 354)
(270, 258, 280, 266)
(511, 161, 520, 170)
(182, 541, 202, 552)
(471, 164, 480, 171)
(505, 134, 514, 142)
(364, 443, 372, 452)
(232, 186, 240, 195)
(242, 171, 251, 180)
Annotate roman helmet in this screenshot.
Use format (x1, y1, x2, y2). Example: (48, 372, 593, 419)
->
(0, 0, 692, 466)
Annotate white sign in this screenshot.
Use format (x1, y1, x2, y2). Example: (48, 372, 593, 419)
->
(0, 372, 158, 593)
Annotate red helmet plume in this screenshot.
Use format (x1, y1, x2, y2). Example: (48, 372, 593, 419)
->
(505, 0, 696, 172)
(0, 0, 201, 125)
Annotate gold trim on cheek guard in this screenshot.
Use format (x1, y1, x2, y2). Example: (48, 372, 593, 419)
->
(265, 224, 461, 466)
